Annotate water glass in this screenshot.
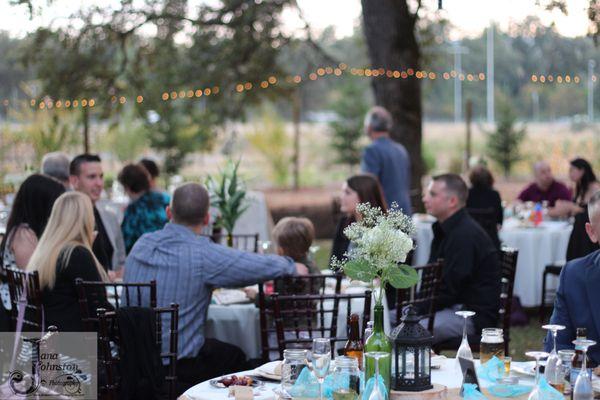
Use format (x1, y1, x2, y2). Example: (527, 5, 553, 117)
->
(281, 349, 309, 397)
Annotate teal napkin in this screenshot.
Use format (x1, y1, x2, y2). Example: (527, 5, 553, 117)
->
(289, 367, 350, 399)
(361, 375, 387, 400)
(477, 356, 504, 382)
(488, 384, 532, 397)
(463, 383, 488, 399)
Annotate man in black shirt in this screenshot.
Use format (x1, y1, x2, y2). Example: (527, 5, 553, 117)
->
(70, 154, 125, 278)
(423, 173, 501, 344)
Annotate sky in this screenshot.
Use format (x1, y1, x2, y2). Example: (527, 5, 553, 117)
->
(0, 0, 593, 40)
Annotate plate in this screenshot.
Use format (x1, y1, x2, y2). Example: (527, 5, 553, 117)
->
(209, 375, 262, 389)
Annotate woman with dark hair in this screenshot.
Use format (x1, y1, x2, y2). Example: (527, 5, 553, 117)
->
(0, 174, 65, 331)
(552, 158, 600, 218)
(118, 164, 168, 254)
(330, 174, 388, 264)
(560, 158, 600, 260)
(466, 165, 503, 249)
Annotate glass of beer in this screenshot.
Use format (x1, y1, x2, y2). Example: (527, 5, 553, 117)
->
(480, 328, 504, 364)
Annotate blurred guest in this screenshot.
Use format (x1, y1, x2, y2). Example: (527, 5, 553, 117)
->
(330, 174, 388, 264)
(466, 165, 503, 248)
(517, 161, 571, 207)
(552, 158, 600, 218)
(41, 152, 71, 189)
(70, 154, 125, 277)
(139, 158, 170, 207)
(1, 174, 65, 269)
(26, 192, 109, 331)
(124, 183, 307, 390)
(545, 191, 600, 363)
(361, 106, 411, 215)
(0, 174, 65, 331)
(118, 163, 168, 254)
(423, 173, 500, 344)
(561, 158, 600, 260)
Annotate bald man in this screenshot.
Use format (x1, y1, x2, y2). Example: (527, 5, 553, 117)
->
(517, 161, 571, 207)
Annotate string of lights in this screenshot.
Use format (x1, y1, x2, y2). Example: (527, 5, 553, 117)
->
(0, 64, 594, 111)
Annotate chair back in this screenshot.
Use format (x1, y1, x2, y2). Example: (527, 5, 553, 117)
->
(258, 273, 343, 361)
(395, 260, 444, 331)
(5, 268, 44, 331)
(97, 303, 179, 400)
(201, 233, 260, 252)
(499, 247, 518, 355)
(467, 207, 500, 248)
(272, 290, 372, 359)
(75, 279, 157, 331)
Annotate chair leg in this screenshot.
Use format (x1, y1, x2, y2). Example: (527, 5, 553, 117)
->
(539, 271, 547, 323)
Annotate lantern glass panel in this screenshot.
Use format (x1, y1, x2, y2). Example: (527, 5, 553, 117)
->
(420, 347, 430, 376)
(405, 346, 415, 379)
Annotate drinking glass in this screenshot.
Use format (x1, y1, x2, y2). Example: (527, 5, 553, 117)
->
(455, 310, 475, 371)
(311, 338, 332, 400)
(572, 339, 596, 400)
(525, 351, 549, 400)
(558, 349, 575, 394)
(365, 351, 390, 400)
(543, 324, 566, 391)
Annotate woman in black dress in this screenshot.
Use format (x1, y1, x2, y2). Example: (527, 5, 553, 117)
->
(466, 165, 503, 248)
(26, 191, 109, 331)
(330, 174, 388, 264)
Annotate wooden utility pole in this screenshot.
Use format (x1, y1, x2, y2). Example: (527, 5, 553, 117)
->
(465, 99, 473, 172)
(292, 88, 301, 191)
(83, 107, 90, 153)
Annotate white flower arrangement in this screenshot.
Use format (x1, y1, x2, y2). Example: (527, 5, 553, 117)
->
(331, 202, 418, 306)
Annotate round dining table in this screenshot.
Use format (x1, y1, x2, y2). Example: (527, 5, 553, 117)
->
(180, 357, 537, 400)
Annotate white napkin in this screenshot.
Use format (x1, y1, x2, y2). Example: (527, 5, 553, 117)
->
(256, 360, 282, 377)
(213, 289, 249, 305)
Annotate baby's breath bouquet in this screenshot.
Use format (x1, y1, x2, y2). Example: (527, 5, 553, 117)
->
(331, 202, 418, 306)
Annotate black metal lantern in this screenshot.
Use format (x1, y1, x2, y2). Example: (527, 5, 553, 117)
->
(390, 305, 434, 392)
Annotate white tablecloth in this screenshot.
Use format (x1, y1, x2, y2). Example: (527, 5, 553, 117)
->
(205, 285, 392, 360)
(182, 358, 535, 399)
(412, 216, 573, 308)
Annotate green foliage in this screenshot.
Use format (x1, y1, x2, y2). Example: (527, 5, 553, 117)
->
(206, 160, 249, 235)
(328, 79, 369, 170)
(486, 102, 527, 178)
(247, 109, 290, 187)
(9, 106, 79, 162)
(100, 106, 149, 162)
(421, 142, 437, 174)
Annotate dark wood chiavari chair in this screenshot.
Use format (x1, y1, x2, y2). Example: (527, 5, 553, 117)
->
(257, 273, 343, 361)
(394, 260, 444, 331)
(97, 303, 179, 400)
(5, 267, 44, 331)
(75, 279, 157, 331)
(271, 290, 372, 359)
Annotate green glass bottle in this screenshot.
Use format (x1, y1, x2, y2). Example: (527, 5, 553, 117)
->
(364, 304, 392, 393)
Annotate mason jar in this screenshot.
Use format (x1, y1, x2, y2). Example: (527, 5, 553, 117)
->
(281, 348, 309, 397)
(331, 356, 361, 400)
(480, 328, 504, 364)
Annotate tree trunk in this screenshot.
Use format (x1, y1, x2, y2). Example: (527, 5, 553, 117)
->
(361, 0, 424, 211)
(83, 107, 90, 153)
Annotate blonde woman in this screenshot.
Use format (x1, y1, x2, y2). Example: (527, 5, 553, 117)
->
(27, 191, 109, 331)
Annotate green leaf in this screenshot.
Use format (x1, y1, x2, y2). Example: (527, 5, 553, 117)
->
(387, 264, 419, 289)
(343, 259, 378, 283)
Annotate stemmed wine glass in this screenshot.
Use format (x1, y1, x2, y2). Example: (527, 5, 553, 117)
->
(365, 351, 390, 400)
(572, 339, 596, 400)
(525, 351, 549, 400)
(542, 324, 565, 391)
(311, 338, 332, 400)
(454, 310, 475, 376)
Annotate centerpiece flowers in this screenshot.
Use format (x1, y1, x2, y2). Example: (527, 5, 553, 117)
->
(331, 202, 419, 394)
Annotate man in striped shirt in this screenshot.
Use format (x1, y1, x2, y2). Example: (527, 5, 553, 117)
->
(124, 182, 307, 390)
